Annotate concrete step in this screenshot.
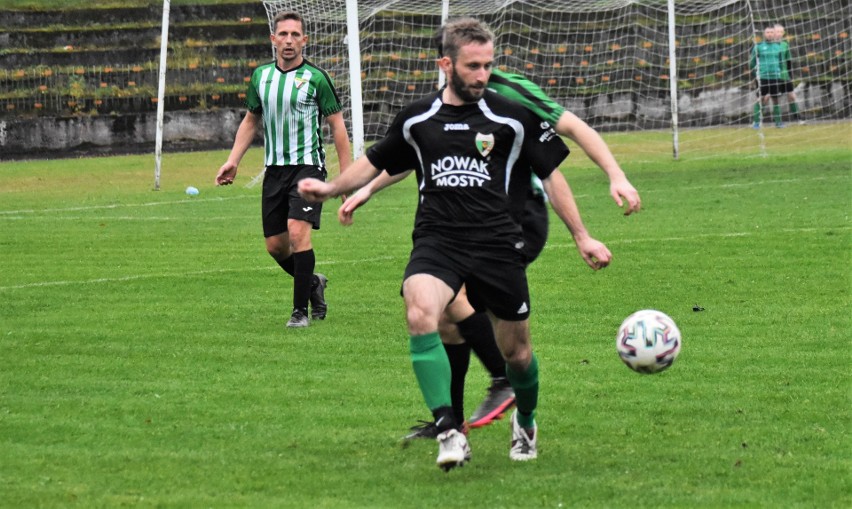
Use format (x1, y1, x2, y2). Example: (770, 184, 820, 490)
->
(1, 3, 264, 29)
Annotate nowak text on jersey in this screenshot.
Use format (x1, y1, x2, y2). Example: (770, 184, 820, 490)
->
(430, 155, 491, 187)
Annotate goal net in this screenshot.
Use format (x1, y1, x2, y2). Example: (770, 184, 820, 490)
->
(262, 0, 850, 159)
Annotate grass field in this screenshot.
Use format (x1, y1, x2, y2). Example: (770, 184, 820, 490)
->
(1, 124, 850, 507)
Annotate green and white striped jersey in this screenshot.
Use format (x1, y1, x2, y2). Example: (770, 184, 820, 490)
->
(245, 59, 343, 167)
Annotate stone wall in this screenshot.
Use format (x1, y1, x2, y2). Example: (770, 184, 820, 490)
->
(0, 109, 255, 160)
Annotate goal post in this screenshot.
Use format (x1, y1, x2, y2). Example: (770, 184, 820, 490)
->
(666, 0, 680, 160)
(344, 0, 365, 159)
(153, 0, 170, 190)
(260, 0, 850, 160)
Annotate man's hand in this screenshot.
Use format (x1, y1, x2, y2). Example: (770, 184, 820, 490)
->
(575, 236, 612, 270)
(610, 177, 641, 215)
(298, 178, 335, 203)
(338, 187, 373, 226)
(215, 162, 238, 186)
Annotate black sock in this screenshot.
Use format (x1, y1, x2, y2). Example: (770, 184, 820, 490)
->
(292, 250, 315, 311)
(444, 343, 471, 424)
(431, 405, 458, 432)
(457, 312, 505, 379)
(273, 253, 295, 277)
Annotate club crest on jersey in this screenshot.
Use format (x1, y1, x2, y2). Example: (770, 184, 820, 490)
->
(475, 133, 495, 157)
(294, 77, 308, 89)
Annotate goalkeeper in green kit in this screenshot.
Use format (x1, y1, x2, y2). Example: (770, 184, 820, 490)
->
(750, 25, 786, 128)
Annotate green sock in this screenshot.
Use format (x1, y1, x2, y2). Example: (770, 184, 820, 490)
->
(773, 104, 782, 124)
(410, 332, 452, 411)
(753, 102, 761, 124)
(506, 353, 539, 429)
(790, 102, 800, 119)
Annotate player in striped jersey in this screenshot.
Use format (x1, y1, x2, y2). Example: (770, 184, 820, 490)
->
(215, 11, 351, 328)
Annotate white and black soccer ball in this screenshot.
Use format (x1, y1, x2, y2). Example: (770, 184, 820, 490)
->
(616, 309, 681, 374)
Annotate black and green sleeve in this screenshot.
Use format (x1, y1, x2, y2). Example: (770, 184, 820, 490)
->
(488, 68, 565, 125)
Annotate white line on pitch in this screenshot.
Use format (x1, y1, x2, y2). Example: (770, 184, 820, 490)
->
(2, 226, 847, 292)
(0, 194, 254, 216)
(0, 215, 256, 221)
(546, 226, 850, 249)
(2, 173, 845, 217)
(0, 255, 399, 291)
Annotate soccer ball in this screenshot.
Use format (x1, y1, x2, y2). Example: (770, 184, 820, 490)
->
(616, 309, 682, 374)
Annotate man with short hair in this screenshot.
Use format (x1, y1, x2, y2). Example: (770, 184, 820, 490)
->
(751, 25, 786, 128)
(340, 23, 641, 440)
(300, 18, 611, 470)
(215, 11, 351, 328)
(773, 23, 804, 124)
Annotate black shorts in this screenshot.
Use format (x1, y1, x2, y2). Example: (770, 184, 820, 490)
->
(261, 164, 326, 237)
(758, 79, 785, 97)
(464, 194, 548, 315)
(520, 194, 549, 265)
(781, 80, 795, 93)
(403, 234, 531, 321)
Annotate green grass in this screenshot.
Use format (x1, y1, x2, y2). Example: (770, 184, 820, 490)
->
(1, 125, 850, 507)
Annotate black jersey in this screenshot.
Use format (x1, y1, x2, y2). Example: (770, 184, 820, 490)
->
(366, 90, 569, 242)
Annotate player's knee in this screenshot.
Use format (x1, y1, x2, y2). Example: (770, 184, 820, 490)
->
(406, 305, 438, 335)
(499, 337, 532, 368)
(287, 222, 313, 251)
(264, 236, 290, 259)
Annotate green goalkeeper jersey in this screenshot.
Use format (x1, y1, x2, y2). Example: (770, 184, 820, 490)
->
(245, 59, 343, 167)
(750, 41, 784, 80)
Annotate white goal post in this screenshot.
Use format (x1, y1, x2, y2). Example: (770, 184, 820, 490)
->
(154, 0, 171, 190)
(261, 0, 850, 160)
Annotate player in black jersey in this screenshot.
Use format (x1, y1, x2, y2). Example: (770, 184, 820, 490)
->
(341, 22, 641, 438)
(299, 18, 611, 471)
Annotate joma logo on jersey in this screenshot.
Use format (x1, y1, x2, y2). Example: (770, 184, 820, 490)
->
(444, 123, 470, 131)
(430, 156, 491, 187)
